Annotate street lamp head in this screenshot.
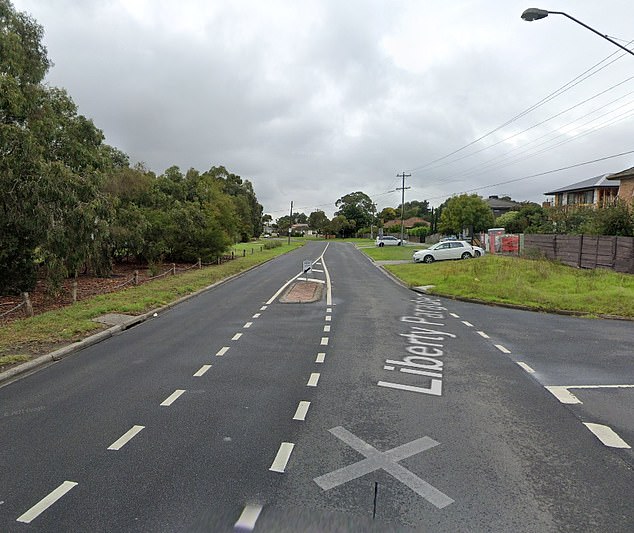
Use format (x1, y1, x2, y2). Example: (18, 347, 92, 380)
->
(521, 8, 550, 21)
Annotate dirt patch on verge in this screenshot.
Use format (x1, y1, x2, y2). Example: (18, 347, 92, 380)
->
(280, 281, 323, 303)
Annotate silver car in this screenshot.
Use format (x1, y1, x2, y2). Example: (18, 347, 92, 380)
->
(413, 240, 475, 263)
(376, 235, 402, 247)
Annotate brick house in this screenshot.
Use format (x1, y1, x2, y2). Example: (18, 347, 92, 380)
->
(544, 174, 620, 208)
(606, 166, 634, 206)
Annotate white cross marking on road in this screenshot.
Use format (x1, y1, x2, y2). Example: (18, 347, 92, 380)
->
(314, 426, 454, 509)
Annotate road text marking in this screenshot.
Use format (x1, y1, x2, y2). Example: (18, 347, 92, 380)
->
(194, 365, 212, 377)
(161, 389, 186, 406)
(495, 344, 511, 354)
(314, 427, 453, 509)
(108, 425, 145, 450)
(307, 373, 320, 387)
(316, 352, 326, 363)
(17, 481, 78, 524)
(234, 504, 263, 530)
(270, 442, 295, 473)
(216, 346, 229, 357)
(517, 362, 535, 373)
(583, 423, 631, 449)
(293, 401, 311, 421)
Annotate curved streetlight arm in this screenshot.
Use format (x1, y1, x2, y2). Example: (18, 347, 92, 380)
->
(522, 8, 634, 58)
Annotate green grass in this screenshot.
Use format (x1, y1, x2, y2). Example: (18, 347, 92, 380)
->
(361, 243, 428, 261)
(0, 241, 303, 359)
(381, 255, 634, 318)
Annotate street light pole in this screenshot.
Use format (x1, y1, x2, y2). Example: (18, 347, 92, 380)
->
(521, 8, 634, 58)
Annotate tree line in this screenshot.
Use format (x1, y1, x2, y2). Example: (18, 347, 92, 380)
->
(0, 0, 262, 295)
(269, 191, 632, 240)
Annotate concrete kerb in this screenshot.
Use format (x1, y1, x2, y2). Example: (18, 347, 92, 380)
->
(0, 257, 277, 386)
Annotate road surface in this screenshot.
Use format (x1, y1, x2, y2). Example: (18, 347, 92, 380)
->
(1, 241, 632, 531)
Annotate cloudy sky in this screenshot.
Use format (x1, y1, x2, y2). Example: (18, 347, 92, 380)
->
(12, 0, 634, 219)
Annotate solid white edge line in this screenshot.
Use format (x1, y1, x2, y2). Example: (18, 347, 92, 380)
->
(293, 401, 311, 421)
(194, 364, 212, 377)
(569, 384, 634, 389)
(234, 504, 263, 530)
(583, 423, 631, 449)
(216, 346, 229, 356)
(495, 344, 511, 354)
(320, 244, 333, 306)
(461, 321, 473, 327)
(232, 333, 243, 341)
(545, 386, 582, 404)
(269, 442, 295, 473)
(307, 373, 320, 387)
(477, 331, 490, 338)
(108, 425, 145, 450)
(160, 389, 186, 406)
(16, 481, 78, 524)
(316, 353, 326, 363)
(517, 362, 535, 374)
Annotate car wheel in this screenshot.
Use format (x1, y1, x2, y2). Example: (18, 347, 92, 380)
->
(461, 252, 472, 259)
(423, 255, 434, 263)
(378, 242, 384, 247)
(474, 250, 481, 257)
(397, 242, 401, 246)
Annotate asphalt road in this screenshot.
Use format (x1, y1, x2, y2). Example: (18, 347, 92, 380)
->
(1, 241, 632, 532)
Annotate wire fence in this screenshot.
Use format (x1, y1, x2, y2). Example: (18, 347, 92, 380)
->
(0, 251, 253, 323)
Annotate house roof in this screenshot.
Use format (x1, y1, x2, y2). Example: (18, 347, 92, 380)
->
(485, 196, 519, 209)
(544, 174, 620, 195)
(607, 166, 634, 180)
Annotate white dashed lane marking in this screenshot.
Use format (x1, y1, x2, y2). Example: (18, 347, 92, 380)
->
(323, 325, 331, 332)
(194, 364, 212, 377)
(450, 313, 460, 318)
(477, 331, 490, 339)
(293, 401, 311, 421)
(260, 306, 267, 311)
(234, 504, 263, 531)
(160, 389, 186, 406)
(495, 344, 511, 354)
(243, 322, 253, 328)
(307, 373, 320, 387)
(16, 481, 78, 524)
(108, 425, 145, 450)
(252, 313, 261, 319)
(325, 315, 332, 322)
(584, 423, 631, 449)
(516, 362, 535, 373)
(316, 353, 326, 363)
(461, 321, 473, 327)
(216, 346, 230, 357)
(270, 442, 295, 473)
(232, 333, 243, 341)
(321, 337, 329, 346)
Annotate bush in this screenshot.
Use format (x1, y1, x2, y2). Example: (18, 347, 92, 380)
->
(263, 240, 283, 250)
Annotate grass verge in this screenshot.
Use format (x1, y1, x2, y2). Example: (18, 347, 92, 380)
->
(382, 255, 634, 318)
(0, 241, 303, 360)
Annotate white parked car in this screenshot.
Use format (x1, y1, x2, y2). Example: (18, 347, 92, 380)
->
(376, 235, 402, 247)
(413, 240, 475, 263)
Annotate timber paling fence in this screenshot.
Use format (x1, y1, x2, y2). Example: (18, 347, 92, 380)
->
(523, 234, 634, 274)
(0, 247, 266, 322)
